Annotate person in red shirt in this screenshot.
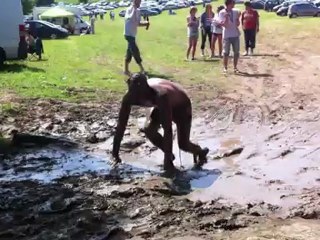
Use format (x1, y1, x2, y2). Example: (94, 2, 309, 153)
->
(241, 1, 259, 55)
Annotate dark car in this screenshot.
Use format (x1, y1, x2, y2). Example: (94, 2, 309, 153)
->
(264, 0, 284, 11)
(140, 9, 159, 16)
(251, 0, 266, 9)
(119, 9, 126, 17)
(25, 20, 69, 39)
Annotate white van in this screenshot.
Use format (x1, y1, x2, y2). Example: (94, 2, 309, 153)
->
(0, 0, 28, 66)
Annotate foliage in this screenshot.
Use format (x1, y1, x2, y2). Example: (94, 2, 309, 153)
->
(21, 0, 35, 15)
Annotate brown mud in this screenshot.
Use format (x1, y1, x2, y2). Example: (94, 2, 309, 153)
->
(2, 42, 320, 239)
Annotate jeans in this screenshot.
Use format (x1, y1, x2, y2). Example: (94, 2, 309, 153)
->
(201, 27, 212, 50)
(243, 29, 256, 50)
(125, 35, 142, 64)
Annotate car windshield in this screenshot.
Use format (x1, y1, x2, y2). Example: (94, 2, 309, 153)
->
(39, 21, 59, 28)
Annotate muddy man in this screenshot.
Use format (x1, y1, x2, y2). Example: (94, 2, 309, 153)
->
(112, 73, 209, 173)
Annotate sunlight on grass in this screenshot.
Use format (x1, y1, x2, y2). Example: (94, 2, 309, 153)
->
(1, 3, 319, 102)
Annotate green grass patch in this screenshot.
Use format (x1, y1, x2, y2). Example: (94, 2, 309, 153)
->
(1, 4, 320, 102)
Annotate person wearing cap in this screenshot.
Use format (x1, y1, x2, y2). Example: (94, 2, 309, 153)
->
(218, 0, 241, 73)
(123, 0, 150, 76)
(241, 1, 259, 56)
(186, 6, 200, 60)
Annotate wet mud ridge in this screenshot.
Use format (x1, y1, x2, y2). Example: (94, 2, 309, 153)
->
(1, 108, 320, 240)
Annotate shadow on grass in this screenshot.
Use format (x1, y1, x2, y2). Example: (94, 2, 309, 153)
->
(0, 63, 45, 73)
(235, 71, 273, 78)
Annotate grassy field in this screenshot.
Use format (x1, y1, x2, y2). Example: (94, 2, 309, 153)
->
(1, 2, 320, 103)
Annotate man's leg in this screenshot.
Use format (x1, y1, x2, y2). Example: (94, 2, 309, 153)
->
(232, 37, 240, 71)
(223, 38, 231, 72)
(200, 28, 206, 56)
(143, 108, 175, 161)
(124, 36, 133, 75)
(243, 29, 250, 55)
(129, 37, 144, 73)
(250, 29, 256, 55)
(175, 104, 209, 166)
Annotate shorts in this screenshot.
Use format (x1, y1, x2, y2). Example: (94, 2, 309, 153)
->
(213, 33, 222, 37)
(188, 33, 199, 39)
(223, 37, 240, 57)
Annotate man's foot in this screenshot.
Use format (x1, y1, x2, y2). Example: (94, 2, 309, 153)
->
(191, 57, 196, 61)
(234, 68, 240, 74)
(201, 49, 205, 57)
(243, 51, 248, 56)
(250, 48, 254, 55)
(123, 70, 131, 76)
(199, 147, 209, 162)
(163, 161, 177, 177)
(223, 68, 227, 74)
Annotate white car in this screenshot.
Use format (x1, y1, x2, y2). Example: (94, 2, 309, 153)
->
(0, 0, 28, 66)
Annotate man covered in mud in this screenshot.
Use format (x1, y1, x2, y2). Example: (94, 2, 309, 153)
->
(112, 73, 209, 173)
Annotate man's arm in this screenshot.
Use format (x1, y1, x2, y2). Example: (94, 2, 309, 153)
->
(112, 94, 132, 161)
(220, 11, 229, 27)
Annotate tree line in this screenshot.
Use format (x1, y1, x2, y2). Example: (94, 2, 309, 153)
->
(21, 0, 90, 15)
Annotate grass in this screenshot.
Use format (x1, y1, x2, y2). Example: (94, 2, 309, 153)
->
(1, 2, 320, 102)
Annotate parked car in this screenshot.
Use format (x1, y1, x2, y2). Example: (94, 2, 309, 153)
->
(119, 9, 126, 17)
(0, 0, 28, 67)
(25, 20, 69, 39)
(264, 0, 284, 11)
(251, 0, 266, 9)
(288, 2, 320, 17)
(140, 8, 160, 16)
(276, 5, 290, 15)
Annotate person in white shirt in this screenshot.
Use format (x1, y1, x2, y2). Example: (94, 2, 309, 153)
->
(219, 0, 241, 73)
(211, 5, 225, 58)
(123, 0, 150, 76)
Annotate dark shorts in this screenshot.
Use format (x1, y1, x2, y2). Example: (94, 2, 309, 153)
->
(213, 33, 222, 37)
(125, 35, 142, 64)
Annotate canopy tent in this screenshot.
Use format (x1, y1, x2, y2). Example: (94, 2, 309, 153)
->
(39, 7, 76, 33)
(39, 7, 74, 18)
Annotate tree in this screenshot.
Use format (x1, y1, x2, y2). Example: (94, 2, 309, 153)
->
(79, 0, 89, 3)
(21, 0, 35, 15)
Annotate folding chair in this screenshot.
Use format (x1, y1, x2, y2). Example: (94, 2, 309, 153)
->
(27, 38, 44, 61)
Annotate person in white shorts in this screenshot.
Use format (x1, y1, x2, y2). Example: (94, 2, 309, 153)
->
(219, 0, 241, 73)
(211, 5, 225, 58)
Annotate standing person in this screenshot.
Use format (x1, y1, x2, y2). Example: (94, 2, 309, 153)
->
(219, 0, 241, 73)
(241, 1, 259, 56)
(211, 5, 225, 58)
(200, 4, 214, 57)
(123, 0, 150, 76)
(186, 6, 199, 61)
(90, 14, 96, 34)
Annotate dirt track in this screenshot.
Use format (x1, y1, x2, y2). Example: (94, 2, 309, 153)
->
(1, 35, 320, 239)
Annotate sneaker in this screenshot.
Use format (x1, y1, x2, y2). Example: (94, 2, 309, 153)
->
(234, 68, 240, 73)
(201, 49, 205, 57)
(243, 51, 248, 56)
(250, 49, 254, 56)
(223, 68, 227, 74)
